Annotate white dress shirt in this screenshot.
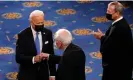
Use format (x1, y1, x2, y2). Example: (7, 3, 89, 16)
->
(31, 26, 43, 64)
(31, 26, 43, 51)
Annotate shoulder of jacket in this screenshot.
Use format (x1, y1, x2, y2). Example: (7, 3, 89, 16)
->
(18, 27, 30, 35)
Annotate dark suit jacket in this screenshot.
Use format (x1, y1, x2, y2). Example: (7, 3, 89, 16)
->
(100, 18, 132, 66)
(100, 18, 133, 80)
(49, 43, 86, 80)
(16, 27, 56, 80)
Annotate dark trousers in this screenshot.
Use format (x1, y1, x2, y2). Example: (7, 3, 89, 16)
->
(102, 66, 132, 80)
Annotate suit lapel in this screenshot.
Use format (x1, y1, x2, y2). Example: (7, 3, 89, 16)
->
(103, 25, 116, 43)
(27, 27, 37, 54)
(101, 23, 116, 48)
(41, 30, 46, 51)
(108, 25, 115, 37)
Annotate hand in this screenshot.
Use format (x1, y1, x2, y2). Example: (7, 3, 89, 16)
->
(93, 28, 104, 40)
(49, 76, 55, 80)
(34, 54, 42, 63)
(40, 53, 50, 60)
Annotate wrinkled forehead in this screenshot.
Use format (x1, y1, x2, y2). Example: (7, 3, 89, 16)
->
(32, 16, 44, 24)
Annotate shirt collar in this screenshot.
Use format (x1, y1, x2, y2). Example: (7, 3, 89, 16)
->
(112, 16, 123, 25)
(31, 25, 41, 35)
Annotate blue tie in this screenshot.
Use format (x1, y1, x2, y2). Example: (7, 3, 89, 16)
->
(35, 32, 40, 54)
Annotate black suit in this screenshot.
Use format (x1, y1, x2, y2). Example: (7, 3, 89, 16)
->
(16, 27, 56, 80)
(48, 43, 86, 80)
(100, 18, 133, 80)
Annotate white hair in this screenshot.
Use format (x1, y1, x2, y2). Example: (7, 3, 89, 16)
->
(108, 1, 124, 15)
(29, 10, 44, 21)
(54, 29, 73, 45)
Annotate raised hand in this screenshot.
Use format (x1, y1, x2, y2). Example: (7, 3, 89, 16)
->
(93, 28, 104, 40)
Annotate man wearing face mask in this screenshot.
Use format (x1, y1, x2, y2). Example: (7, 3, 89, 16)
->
(41, 29, 86, 80)
(93, 2, 133, 80)
(16, 10, 56, 80)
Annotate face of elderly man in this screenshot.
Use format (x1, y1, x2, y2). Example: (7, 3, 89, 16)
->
(54, 40, 63, 49)
(30, 14, 44, 32)
(54, 35, 64, 50)
(106, 3, 120, 21)
(54, 29, 72, 50)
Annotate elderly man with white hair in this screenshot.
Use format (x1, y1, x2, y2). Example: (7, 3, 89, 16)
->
(42, 29, 86, 80)
(16, 10, 56, 80)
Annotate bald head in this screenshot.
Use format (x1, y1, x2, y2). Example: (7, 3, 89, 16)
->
(54, 29, 72, 46)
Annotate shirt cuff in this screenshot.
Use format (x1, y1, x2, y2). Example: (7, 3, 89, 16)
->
(50, 76, 55, 78)
(32, 56, 36, 64)
(47, 54, 50, 60)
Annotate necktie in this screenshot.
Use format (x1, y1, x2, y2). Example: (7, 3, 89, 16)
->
(35, 32, 40, 54)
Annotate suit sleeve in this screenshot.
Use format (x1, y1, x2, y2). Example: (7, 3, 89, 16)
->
(49, 54, 61, 64)
(47, 31, 56, 76)
(15, 33, 33, 64)
(100, 35, 106, 44)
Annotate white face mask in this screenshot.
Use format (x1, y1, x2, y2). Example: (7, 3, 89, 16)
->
(54, 41, 58, 49)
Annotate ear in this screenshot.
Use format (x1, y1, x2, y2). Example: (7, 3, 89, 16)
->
(29, 19, 32, 22)
(30, 20, 33, 25)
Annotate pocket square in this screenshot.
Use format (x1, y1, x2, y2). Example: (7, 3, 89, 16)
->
(45, 41, 49, 44)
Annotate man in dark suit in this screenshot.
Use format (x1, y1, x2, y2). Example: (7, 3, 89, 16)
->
(15, 10, 56, 80)
(93, 2, 133, 80)
(41, 29, 86, 80)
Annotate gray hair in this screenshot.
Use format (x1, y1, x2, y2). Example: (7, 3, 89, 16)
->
(29, 10, 44, 21)
(54, 29, 73, 45)
(109, 1, 124, 15)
